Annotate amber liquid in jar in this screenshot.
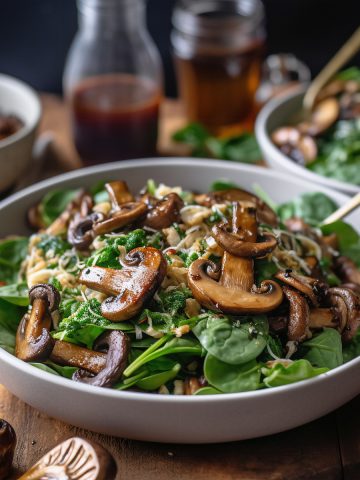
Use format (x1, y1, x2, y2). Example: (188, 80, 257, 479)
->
(175, 39, 264, 133)
(70, 74, 161, 164)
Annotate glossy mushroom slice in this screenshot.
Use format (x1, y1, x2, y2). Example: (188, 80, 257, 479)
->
(93, 202, 147, 236)
(274, 271, 327, 307)
(15, 284, 60, 362)
(328, 286, 360, 343)
(188, 203, 283, 315)
(0, 419, 16, 480)
(106, 180, 134, 210)
(195, 187, 278, 227)
(282, 286, 311, 342)
(212, 221, 277, 258)
(73, 331, 130, 388)
(144, 193, 184, 230)
(68, 212, 105, 250)
(333, 255, 360, 286)
(80, 246, 167, 321)
(18, 437, 116, 480)
(50, 340, 107, 374)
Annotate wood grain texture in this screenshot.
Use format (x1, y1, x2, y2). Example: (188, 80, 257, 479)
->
(336, 395, 360, 479)
(0, 384, 349, 480)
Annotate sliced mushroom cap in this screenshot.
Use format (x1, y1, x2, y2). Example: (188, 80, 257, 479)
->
(80, 246, 166, 321)
(19, 437, 117, 480)
(316, 79, 345, 102)
(298, 97, 339, 136)
(309, 307, 338, 329)
(275, 271, 327, 306)
(0, 419, 16, 480)
(212, 222, 277, 258)
(50, 340, 107, 374)
(188, 203, 283, 314)
(282, 286, 311, 342)
(195, 188, 278, 227)
(73, 331, 130, 388)
(106, 181, 134, 210)
(328, 286, 360, 343)
(144, 193, 184, 230)
(16, 284, 60, 362)
(68, 212, 105, 250)
(333, 255, 360, 286)
(93, 202, 147, 236)
(272, 127, 318, 165)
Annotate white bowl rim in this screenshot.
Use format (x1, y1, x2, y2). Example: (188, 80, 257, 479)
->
(255, 88, 360, 194)
(0, 73, 42, 149)
(0, 157, 359, 404)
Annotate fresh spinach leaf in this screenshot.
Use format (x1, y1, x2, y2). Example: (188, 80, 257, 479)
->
(40, 188, 80, 226)
(204, 354, 261, 393)
(0, 237, 28, 283)
(135, 363, 181, 391)
(261, 359, 328, 387)
(30, 362, 77, 379)
(0, 298, 24, 353)
(277, 193, 337, 226)
(302, 328, 343, 369)
(194, 386, 222, 395)
(0, 283, 28, 306)
(193, 315, 268, 365)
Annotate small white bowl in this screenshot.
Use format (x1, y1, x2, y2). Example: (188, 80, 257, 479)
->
(0, 74, 41, 191)
(0, 158, 359, 443)
(255, 89, 360, 196)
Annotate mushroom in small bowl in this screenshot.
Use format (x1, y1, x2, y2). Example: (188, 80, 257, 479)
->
(0, 74, 41, 191)
(255, 67, 360, 195)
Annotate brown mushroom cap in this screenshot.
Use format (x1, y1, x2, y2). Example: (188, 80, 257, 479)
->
(188, 203, 283, 315)
(19, 436, 117, 480)
(282, 286, 310, 342)
(212, 222, 277, 258)
(50, 340, 107, 374)
(275, 271, 327, 306)
(144, 193, 184, 230)
(79, 246, 167, 321)
(106, 181, 134, 210)
(328, 286, 360, 343)
(93, 202, 147, 236)
(333, 255, 360, 286)
(272, 127, 318, 165)
(0, 419, 16, 480)
(195, 188, 278, 227)
(67, 212, 105, 250)
(16, 284, 60, 362)
(73, 331, 130, 388)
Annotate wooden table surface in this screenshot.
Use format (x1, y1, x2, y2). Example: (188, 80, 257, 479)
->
(1, 95, 360, 479)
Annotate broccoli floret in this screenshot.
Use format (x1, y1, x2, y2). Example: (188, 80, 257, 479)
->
(118, 229, 147, 251)
(159, 287, 192, 316)
(178, 251, 199, 267)
(58, 298, 110, 334)
(37, 234, 70, 256)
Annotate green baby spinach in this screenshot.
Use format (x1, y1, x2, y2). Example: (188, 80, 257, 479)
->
(302, 328, 343, 369)
(0, 237, 28, 284)
(261, 359, 328, 387)
(204, 354, 261, 393)
(135, 363, 181, 391)
(40, 188, 80, 226)
(193, 315, 268, 365)
(0, 298, 25, 353)
(0, 283, 29, 306)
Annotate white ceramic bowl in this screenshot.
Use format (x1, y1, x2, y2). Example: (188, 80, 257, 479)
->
(0, 74, 41, 191)
(0, 158, 359, 444)
(255, 89, 360, 196)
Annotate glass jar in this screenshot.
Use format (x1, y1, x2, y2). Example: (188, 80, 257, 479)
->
(171, 0, 266, 133)
(63, 0, 163, 164)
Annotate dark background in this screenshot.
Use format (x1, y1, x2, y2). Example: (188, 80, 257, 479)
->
(0, 0, 359, 97)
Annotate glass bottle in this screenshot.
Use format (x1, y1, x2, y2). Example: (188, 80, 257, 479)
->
(63, 0, 163, 164)
(171, 0, 266, 133)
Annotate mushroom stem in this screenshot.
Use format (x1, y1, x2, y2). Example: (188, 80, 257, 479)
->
(188, 203, 283, 315)
(309, 308, 338, 329)
(283, 286, 311, 342)
(106, 181, 134, 209)
(50, 340, 107, 374)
